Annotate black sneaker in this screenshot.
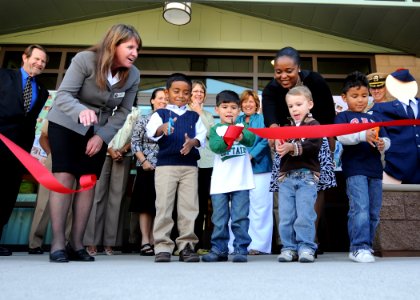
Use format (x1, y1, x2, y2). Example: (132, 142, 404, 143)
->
(179, 245, 199, 262)
(201, 251, 228, 262)
(155, 252, 171, 262)
(66, 244, 94, 262)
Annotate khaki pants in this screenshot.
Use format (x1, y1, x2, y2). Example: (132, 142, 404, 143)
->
(153, 165, 199, 254)
(83, 155, 131, 247)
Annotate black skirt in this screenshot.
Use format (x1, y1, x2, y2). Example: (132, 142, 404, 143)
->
(48, 121, 107, 179)
(129, 167, 156, 214)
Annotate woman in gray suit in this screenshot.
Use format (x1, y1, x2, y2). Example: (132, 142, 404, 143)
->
(47, 24, 142, 263)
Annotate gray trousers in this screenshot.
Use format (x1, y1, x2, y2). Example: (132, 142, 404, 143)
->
(83, 155, 131, 247)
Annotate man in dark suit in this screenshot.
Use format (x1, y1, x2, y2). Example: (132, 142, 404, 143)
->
(0, 44, 49, 256)
(370, 68, 420, 184)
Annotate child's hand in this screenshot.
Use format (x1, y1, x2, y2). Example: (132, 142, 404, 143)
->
(376, 138, 385, 151)
(276, 142, 293, 158)
(235, 133, 244, 142)
(157, 117, 177, 136)
(180, 133, 197, 155)
(365, 128, 378, 147)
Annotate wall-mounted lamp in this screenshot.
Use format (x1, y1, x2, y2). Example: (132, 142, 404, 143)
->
(163, 2, 192, 26)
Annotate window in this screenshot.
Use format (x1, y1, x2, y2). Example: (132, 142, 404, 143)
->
(0, 46, 374, 97)
(318, 57, 372, 75)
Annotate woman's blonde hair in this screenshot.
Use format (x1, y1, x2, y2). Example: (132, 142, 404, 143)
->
(89, 24, 142, 90)
(240, 90, 260, 112)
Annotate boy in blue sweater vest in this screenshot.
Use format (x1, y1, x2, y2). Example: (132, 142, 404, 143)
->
(335, 71, 390, 263)
(146, 73, 207, 262)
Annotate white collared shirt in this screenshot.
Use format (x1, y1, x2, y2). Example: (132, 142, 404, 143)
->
(146, 104, 206, 148)
(107, 70, 120, 86)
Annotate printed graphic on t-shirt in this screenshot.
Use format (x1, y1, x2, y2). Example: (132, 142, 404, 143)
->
(349, 117, 374, 124)
(220, 143, 247, 162)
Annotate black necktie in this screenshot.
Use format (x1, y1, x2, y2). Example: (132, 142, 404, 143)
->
(23, 76, 32, 113)
(407, 101, 415, 119)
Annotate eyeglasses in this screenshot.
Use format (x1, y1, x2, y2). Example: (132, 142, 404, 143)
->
(192, 90, 205, 94)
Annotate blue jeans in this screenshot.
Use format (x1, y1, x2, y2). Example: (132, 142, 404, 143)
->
(210, 190, 251, 255)
(278, 169, 318, 254)
(346, 175, 382, 252)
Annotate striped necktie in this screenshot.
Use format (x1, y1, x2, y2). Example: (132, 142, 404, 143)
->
(23, 76, 32, 113)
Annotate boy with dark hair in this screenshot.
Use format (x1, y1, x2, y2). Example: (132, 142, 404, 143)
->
(146, 73, 207, 263)
(202, 90, 256, 263)
(335, 71, 390, 263)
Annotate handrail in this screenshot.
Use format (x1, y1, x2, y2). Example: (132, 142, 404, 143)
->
(383, 184, 420, 192)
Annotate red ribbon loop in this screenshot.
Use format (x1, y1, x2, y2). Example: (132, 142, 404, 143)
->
(0, 133, 96, 194)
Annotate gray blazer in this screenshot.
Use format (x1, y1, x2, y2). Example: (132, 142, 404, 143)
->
(47, 51, 140, 144)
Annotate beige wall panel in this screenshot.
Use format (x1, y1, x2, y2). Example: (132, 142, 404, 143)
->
(198, 9, 221, 42)
(281, 27, 303, 46)
(388, 56, 417, 68)
(51, 24, 97, 45)
(241, 19, 261, 43)
(261, 23, 282, 44)
(136, 10, 160, 42)
(157, 20, 179, 43)
(0, 4, 401, 54)
(375, 55, 420, 98)
(220, 13, 241, 41)
(178, 14, 200, 42)
(95, 20, 123, 38)
(374, 55, 390, 67)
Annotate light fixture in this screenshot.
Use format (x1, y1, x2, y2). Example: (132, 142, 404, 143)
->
(163, 2, 192, 26)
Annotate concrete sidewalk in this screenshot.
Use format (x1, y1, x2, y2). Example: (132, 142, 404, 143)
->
(1, 252, 419, 300)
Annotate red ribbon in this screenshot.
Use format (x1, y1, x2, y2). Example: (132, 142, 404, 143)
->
(2, 119, 419, 194)
(0, 133, 96, 194)
(248, 119, 420, 140)
(223, 125, 244, 150)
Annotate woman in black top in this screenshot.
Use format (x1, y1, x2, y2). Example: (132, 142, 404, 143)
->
(262, 47, 337, 251)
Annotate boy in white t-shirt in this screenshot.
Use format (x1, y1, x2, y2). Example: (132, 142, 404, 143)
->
(201, 90, 255, 263)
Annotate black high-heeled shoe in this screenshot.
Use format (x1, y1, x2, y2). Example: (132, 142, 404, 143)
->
(49, 249, 69, 263)
(66, 244, 95, 262)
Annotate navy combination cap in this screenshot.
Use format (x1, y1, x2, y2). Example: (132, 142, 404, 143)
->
(386, 68, 418, 100)
(390, 68, 415, 82)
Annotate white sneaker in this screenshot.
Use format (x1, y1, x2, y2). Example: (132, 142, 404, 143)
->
(277, 250, 298, 262)
(298, 250, 315, 263)
(349, 249, 375, 263)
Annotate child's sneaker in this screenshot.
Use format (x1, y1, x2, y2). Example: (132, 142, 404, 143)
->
(201, 251, 228, 262)
(349, 249, 375, 263)
(277, 250, 298, 262)
(298, 250, 315, 263)
(232, 253, 248, 263)
(179, 245, 199, 262)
